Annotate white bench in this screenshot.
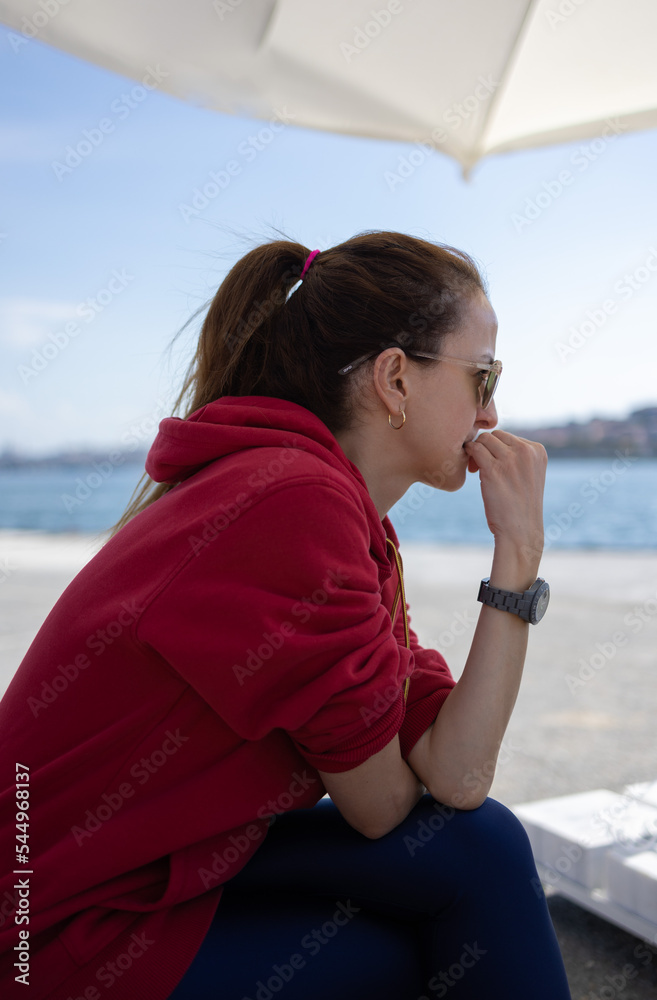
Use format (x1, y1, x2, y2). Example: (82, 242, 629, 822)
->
(514, 783, 657, 945)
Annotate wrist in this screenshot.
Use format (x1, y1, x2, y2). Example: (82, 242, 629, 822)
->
(490, 541, 542, 591)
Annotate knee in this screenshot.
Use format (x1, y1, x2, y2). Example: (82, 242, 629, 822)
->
(394, 796, 539, 917)
(408, 796, 534, 872)
(452, 797, 536, 872)
(465, 797, 530, 842)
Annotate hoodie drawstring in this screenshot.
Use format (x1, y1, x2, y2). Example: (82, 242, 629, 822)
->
(386, 537, 410, 702)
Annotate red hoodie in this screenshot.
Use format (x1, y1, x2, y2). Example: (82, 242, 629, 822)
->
(0, 396, 456, 1000)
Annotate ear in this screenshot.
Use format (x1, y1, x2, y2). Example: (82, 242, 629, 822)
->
(371, 348, 411, 413)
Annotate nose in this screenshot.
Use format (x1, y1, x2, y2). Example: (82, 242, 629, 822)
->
(476, 398, 498, 430)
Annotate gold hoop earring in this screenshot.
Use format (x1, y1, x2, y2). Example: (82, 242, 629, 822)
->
(388, 411, 406, 430)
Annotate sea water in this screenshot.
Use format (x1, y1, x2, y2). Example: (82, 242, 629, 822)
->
(0, 458, 655, 549)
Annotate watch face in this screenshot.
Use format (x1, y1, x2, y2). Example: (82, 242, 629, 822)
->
(531, 582, 550, 623)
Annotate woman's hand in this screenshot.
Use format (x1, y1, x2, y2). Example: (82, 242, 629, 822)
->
(464, 429, 547, 546)
(464, 429, 547, 587)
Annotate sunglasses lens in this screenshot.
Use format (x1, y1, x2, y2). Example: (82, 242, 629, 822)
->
(482, 370, 499, 409)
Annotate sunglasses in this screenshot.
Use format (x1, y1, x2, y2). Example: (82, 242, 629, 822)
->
(337, 349, 503, 410)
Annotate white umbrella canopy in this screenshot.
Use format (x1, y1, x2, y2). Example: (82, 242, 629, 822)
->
(2, 0, 657, 172)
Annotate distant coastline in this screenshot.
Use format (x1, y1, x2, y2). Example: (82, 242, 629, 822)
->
(0, 449, 148, 470)
(1, 405, 656, 466)
(506, 405, 656, 458)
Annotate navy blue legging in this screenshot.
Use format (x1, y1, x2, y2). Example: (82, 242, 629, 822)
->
(169, 795, 571, 999)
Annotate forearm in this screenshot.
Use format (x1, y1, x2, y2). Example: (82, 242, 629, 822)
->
(408, 542, 540, 808)
(360, 752, 427, 838)
(387, 762, 428, 835)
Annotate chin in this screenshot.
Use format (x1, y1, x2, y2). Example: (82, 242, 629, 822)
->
(420, 460, 467, 493)
(442, 471, 467, 493)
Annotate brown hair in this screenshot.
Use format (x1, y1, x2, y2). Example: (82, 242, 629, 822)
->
(112, 230, 486, 533)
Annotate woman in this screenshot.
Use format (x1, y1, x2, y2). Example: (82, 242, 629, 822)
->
(0, 231, 571, 999)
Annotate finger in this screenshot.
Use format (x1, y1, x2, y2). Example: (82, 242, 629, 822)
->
(469, 430, 545, 464)
(465, 432, 508, 460)
(488, 429, 519, 443)
(491, 428, 548, 453)
(464, 438, 496, 470)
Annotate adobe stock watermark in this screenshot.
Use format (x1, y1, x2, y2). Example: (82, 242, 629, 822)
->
(59, 931, 155, 1000)
(0, 888, 20, 931)
(511, 119, 627, 232)
(403, 799, 456, 857)
(197, 771, 319, 888)
(17, 269, 135, 385)
(51, 65, 170, 181)
(26, 600, 145, 717)
(188, 440, 307, 556)
(545, 0, 590, 30)
(224, 260, 316, 353)
(566, 585, 657, 693)
(584, 962, 651, 1000)
(60, 931, 155, 998)
(256, 771, 320, 824)
(6, 0, 71, 54)
(521, 450, 636, 561)
(60, 451, 132, 514)
(418, 941, 488, 999)
(564, 628, 629, 694)
(178, 106, 296, 223)
(120, 401, 170, 451)
(533, 785, 657, 901)
(403, 741, 522, 852)
(60, 399, 169, 513)
(240, 900, 361, 1000)
(0, 557, 15, 584)
(359, 604, 478, 729)
(232, 568, 351, 685)
(384, 75, 500, 192)
(212, 0, 244, 18)
(70, 729, 189, 846)
(340, 1, 405, 61)
(95, 932, 155, 991)
(594, 791, 657, 855)
(555, 247, 657, 361)
(393, 458, 461, 525)
(359, 677, 406, 728)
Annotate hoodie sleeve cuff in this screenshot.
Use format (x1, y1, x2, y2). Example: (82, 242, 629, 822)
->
(398, 686, 452, 760)
(292, 692, 405, 774)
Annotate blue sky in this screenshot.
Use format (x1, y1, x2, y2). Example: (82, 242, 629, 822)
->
(1, 22, 655, 455)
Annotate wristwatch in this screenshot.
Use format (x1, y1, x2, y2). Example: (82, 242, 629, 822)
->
(477, 577, 550, 625)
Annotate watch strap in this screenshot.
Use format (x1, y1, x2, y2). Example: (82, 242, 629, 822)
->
(477, 580, 528, 616)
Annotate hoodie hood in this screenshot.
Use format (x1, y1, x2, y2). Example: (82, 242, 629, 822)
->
(146, 395, 394, 565)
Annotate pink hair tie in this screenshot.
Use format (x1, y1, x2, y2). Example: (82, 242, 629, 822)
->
(300, 249, 320, 280)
